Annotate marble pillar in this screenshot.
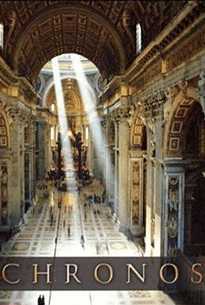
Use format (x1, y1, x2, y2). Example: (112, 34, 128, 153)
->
(129, 157, 145, 237)
(9, 119, 23, 226)
(114, 121, 119, 218)
(24, 122, 35, 206)
(118, 118, 129, 233)
(104, 120, 115, 206)
(30, 122, 36, 199)
(46, 124, 52, 171)
(164, 165, 185, 256)
(36, 121, 49, 179)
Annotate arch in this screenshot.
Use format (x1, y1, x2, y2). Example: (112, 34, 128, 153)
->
(131, 116, 147, 150)
(164, 86, 200, 157)
(45, 78, 84, 115)
(42, 74, 91, 108)
(12, 5, 126, 83)
(184, 166, 205, 255)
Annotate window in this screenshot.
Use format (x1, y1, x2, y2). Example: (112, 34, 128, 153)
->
(136, 23, 142, 54)
(51, 103, 55, 112)
(0, 23, 3, 49)
(85, 126, 89, 141)
(51, 127, 55, 141)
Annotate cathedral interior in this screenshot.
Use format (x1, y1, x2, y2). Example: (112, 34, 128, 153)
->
(0, 0, 205, 304)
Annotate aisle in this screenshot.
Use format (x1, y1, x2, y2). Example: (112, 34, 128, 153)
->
(0, 187, 186, 305)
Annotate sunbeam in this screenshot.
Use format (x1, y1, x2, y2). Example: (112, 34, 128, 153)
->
(51, 56, 78, 193)
(71, 54, 115, 201)
(51, 56, 85, 255)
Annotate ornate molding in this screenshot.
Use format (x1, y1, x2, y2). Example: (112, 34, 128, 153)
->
(166, 20, 205, 72)
(0, 96, 33, 126)
(7, 102, 33, 125)
(126, 2, 201, 86)
(0, 56, 37, 106)
(108, 97, 136, 127)
(142, 90, 167, 118)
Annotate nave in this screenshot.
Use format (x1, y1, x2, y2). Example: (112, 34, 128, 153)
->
(0, 183, 185, 305)
(0, 1, 205, 304)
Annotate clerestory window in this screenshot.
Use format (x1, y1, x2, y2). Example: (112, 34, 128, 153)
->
(0, 23, 4, 49)
(136, 23, 142, 54)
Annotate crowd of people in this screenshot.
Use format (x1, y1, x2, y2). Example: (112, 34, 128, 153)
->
(33, 169, 108, 304)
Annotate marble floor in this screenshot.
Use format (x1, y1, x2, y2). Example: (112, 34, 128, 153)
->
(0, 186, 186, 305)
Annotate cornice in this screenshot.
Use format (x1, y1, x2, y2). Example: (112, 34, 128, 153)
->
(0, 56, 38, 105)
(101, 2, 204, 108)
(124, 1, 202, 85)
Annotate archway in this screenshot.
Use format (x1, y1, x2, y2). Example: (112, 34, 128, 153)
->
(43, 73, 90, 180)
(164, 93, 205, 256)
(182, 102, 205, 255)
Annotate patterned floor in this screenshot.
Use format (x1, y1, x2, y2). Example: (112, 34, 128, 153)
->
(0, 186, 186, 305)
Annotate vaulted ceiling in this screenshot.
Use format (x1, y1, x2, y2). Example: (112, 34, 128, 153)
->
(0, 1, 187, 84)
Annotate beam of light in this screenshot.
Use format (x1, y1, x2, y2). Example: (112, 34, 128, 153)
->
(51, 56, 85, 254)
(51, 56, 78, 193)
(71, 54, 115, 200)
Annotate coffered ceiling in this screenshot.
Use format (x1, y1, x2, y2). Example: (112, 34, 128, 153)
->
(0, 1, 187, 84)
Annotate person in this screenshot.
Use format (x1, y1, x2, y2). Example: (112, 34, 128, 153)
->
(96, 241, 100, 255)
(80, 235, 85, 248)
(49, 205, 52, 214)
(106, 242, 109, 254)
(69, 205, 73, 214)
(38, 295, 43, 305)
(67, 225, 70, 237)
(42, 295, 45, 305)
(50, 212, 53, 227)
(38, 295, 41, 305)
(88, 196, 91, 208)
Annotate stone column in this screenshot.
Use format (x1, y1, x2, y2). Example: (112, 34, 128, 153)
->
(163, 165, 185, 256)
(36, 120, 49, 179)
(143, 90, 166, 256)
(24, 121, 36, 206)
(114, 121, 119, 219)
(30, 121, 36, 199)
(104, 117, 115, 206)
(44, 123, 51, 173)
(118, 117, 130, 234)
(129, 156, 145, 237)
(48, 125, 53, 171)
(9, 118, 23, 226)
(144, 148, 155, 256)
(20, 121, 25, 212)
